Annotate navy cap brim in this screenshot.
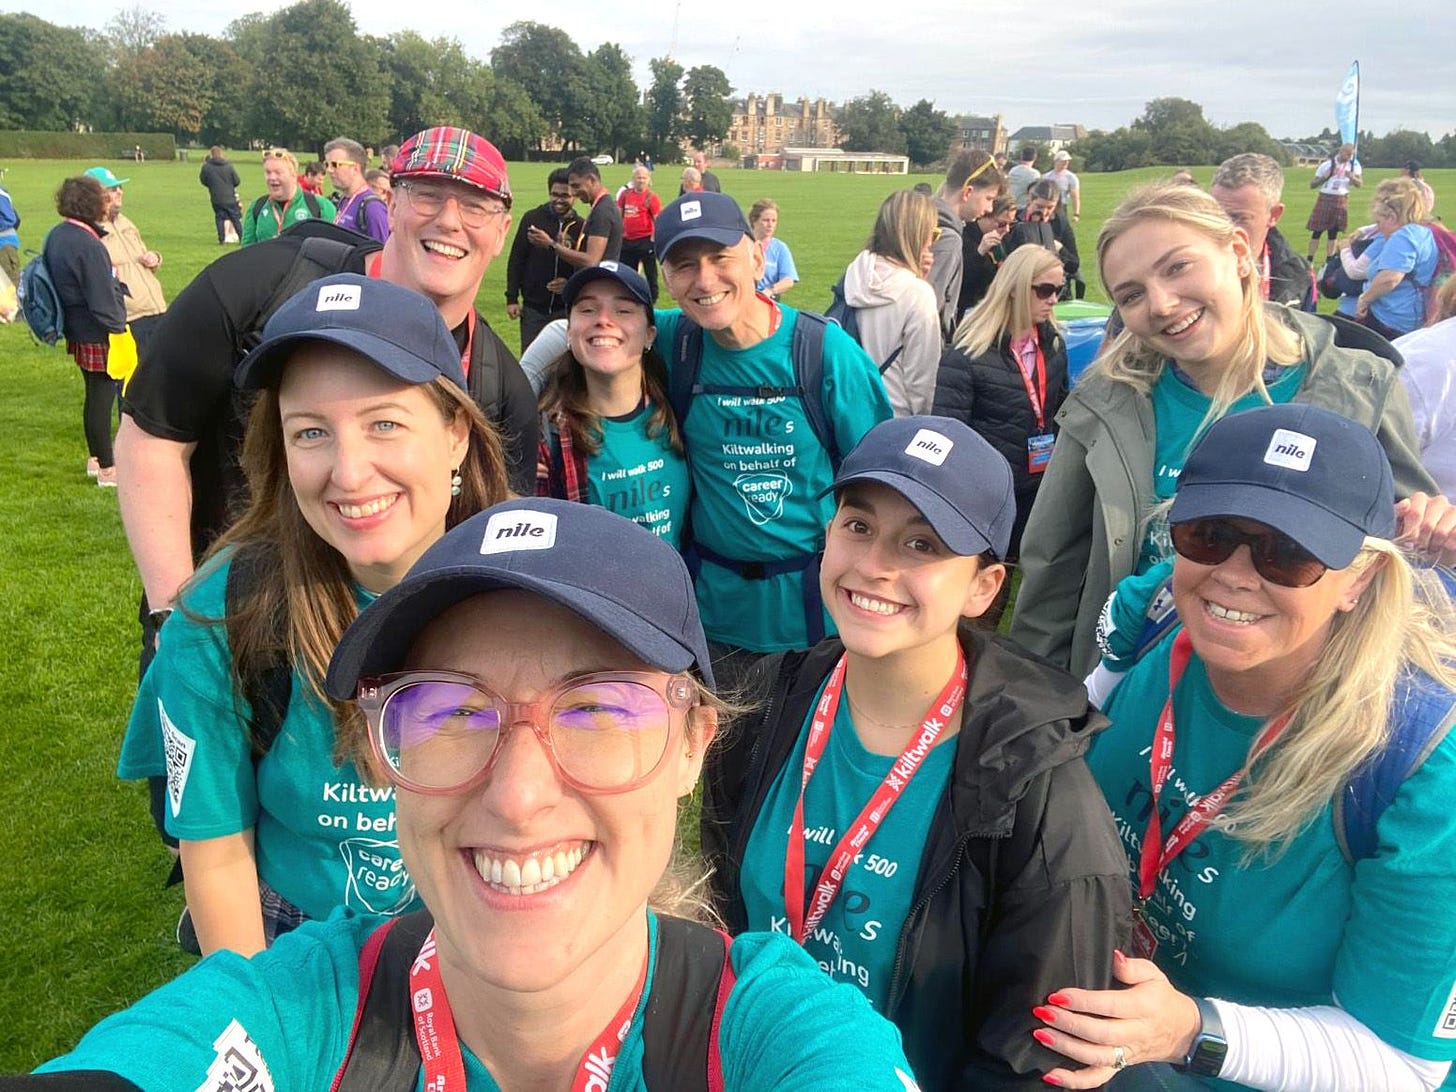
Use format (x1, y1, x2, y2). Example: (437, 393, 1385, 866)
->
(326, 566, 711, 700)
(658, 225, 751, 260)
(1169, 482, 1367, 569)
(821, 470, 999, 557)
(563, 266, 655, 318)
(235, 328, 452, 390)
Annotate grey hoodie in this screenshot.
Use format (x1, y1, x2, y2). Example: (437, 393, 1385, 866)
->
(842, 249, 941, 416)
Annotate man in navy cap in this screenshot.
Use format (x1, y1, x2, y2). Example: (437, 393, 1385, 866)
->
(115, 128, 538, 836)
(654, 191, 891, 679)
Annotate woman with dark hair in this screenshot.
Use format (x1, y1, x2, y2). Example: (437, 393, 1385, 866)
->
(957, 192, 1017, 316)
(117, 274, 510, 957)
(46, 174, 127, 486)
(537, 262, 690, 548)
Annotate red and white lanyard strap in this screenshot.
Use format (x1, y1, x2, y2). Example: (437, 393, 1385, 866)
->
(755, 291, 783, 337)
(64, 217, 101, 240)
(1258, 245, 1273, 302)
(411, 927, 649, 1092)
(1136, 631, 1291, 901)
(784, 649, 968, 943)
(1012, 330, 1048, 430)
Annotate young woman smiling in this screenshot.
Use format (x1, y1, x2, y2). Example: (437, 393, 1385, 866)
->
(536, 262, 690, 548)
(118, 274, 508, 957)
(1010, 182, 1444, 678)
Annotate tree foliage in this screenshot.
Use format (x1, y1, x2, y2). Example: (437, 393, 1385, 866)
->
(0, 14, 106, 131)
(682, 65, 733, 151)
(492, 22, 587, 151)
(109, 33, 216, 138)
(899, 99, 956, 166)
(839, 91, 906, 155)
(645, 56, 685, 162)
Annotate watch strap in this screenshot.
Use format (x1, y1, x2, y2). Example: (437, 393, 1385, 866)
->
(1175, 996, 1227, 1078)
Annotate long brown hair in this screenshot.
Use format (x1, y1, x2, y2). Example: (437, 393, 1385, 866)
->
(540, 342, 682, 458)
(188, 373, 509, 775)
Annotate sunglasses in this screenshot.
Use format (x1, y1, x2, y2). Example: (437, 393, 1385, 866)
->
(357, 670, 697, 795)
(396, 180, 508, 228)
(264, 148, 291, 159)
(1031, 282, 1063, 301)
(324, 159, 356, 170)
(1170, 518, 1328, 588)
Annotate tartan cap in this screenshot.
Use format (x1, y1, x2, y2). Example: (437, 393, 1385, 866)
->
(391, 127, 511, 209)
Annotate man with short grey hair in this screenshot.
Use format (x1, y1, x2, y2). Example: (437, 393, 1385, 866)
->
(324, 136, 389, 242)
(1211, 152, 1315, 310)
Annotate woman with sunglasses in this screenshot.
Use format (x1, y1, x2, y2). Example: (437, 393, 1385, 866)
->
(116, 274, 509, 958)
(1033, 403, 1456, 1091)
(838, 189, 944, 416)
(30, 500, 918, 1090)
(935, 245, 1069, 563)
(1011, 182, 1444, 679)
(957, 192, 1018, 316)
(536, 262, 690, 548)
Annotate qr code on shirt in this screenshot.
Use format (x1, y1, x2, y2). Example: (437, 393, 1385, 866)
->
(1434, 982, 1456, 1039)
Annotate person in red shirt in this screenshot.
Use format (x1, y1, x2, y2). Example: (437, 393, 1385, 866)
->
(617, 164, 662, 301)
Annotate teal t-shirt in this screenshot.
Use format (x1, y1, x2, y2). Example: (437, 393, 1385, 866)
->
(1139, 364, 1307, 572)
(118, 557, 419, 922)
(656, 305, 893, 651)
(740, 676, 955, 1011)
(1091, 635, 1456, 1085)
(37, 909, 921, 1090)
(580, 404, 692, 548)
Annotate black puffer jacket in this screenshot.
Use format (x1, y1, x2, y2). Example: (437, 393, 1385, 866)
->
(933, 322, 1068, 556)
(702, 630, 1131, 1091)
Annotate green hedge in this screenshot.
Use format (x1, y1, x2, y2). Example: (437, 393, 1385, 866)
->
(0, 131, 177, 161)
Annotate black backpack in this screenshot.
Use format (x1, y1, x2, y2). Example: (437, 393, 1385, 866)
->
(825, 276, 902, 374)
(250, 190, 324, 227)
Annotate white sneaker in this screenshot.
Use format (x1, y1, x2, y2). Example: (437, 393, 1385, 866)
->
(97, 465, 118, 488)
(86, 457, 100, 478)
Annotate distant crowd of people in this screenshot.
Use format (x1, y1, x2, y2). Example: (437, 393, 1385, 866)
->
(10, 124, 1456, 1092)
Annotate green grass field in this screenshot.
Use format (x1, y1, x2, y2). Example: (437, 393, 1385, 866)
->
(1, 153, 1449, 1071)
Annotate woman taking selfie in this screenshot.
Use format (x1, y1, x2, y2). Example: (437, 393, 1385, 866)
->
(118, 274, 509, 957)
(1011, 182, 1443, 677)
(1035, 404, 1456, 1091)
(31, 500, 919, 1091)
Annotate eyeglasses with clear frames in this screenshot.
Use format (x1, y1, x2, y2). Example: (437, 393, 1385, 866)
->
(357, 670, 699, 795)
(395, 180, 509, 228)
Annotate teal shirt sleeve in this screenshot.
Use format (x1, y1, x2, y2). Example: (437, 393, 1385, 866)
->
(721, 930, 920, 1089)
(820, 320, 893, 455)
(1096, 557, 1176, 671)
(1333, 727, 1456, 1059)
(35, 910, 373, 1088)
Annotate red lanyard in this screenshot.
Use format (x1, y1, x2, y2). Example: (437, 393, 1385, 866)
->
(1136, 631, 1292, 900)
(784, 650, 967, 943)
(64, 217, 101, 240)
(1258, 244, 1272, 302)
(363, 252, 474, 379)
(410, 927, 649, 1092)
(755, 292, 783, 337)
(1011, 330, 1048, 430)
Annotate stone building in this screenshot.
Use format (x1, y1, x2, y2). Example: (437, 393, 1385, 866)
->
(729, 93, 842, 158)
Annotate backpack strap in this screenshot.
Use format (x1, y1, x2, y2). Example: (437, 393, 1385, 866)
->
(242, 235, 363, 352)
(303, 191, 323, 220)
(354, 192, 384, 233)
(223, 546, 293, 758)
(789, 311, 838, 469)
(331, 910, 434, 1092)
(333, 912, 733, 1091)
(249, 194, 267, 222)
(668, 316, 706, 430)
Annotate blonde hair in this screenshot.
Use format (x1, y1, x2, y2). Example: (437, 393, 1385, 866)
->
(193, 373, 509, 775)
(1094, 183, 1304, 421)
(1217, 541, 1456, 855)
(1371, 177, 1428, 227)
(952, 245, 1063, 357)
(867, 189, 937, 273)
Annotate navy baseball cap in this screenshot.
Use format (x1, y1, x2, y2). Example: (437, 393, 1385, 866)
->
(1170, 403, 1396, 568)
(822, 416, 1016, 559)
(655, 192, 752, 260)
(235, 274, 466, 391)
(563, 261, 655, 321)
(327, 498, 715, 698)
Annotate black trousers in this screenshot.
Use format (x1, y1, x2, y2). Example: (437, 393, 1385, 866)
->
(620, 237, 659, 301)
(521, 304, 566, 353)
(79, 368, 118, 465)
(211, 201, 242, 244)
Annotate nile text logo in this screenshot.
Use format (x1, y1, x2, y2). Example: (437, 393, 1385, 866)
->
(905, 428, 953, 467)
(1263, 429, 1316, 472)
(480, 509, 559, 554)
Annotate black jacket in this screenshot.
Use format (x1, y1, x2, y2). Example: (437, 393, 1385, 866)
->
(505, 201, 584, 313)
(1265, 226, 1317, 311)
(45, 220, 126, 344)
(934, 322, 1069, 556)
(957, 222, 1003, 315)
(702, 631, 1131, 1091)
(198, 156, 241, 207)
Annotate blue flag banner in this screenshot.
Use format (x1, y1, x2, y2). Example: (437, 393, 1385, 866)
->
(1335, 61, 1360, 148)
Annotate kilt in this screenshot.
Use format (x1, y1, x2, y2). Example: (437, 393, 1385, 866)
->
(1306, 192, 1349, 235)
(66, 339, 109, 373)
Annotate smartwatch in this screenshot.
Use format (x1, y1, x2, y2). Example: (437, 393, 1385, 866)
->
(148, 607, 174, 630)
(1175, 996, 1227, 1077)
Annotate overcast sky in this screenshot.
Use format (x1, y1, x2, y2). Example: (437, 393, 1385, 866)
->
(6, 0, 1452, 139)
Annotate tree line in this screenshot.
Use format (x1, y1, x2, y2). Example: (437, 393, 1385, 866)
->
(0, 4, 735, 162)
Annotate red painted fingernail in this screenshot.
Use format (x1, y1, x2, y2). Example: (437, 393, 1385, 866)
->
(1047, 992, 1072, 1006)
(1043, 1076, 1064, 1086)
(1032, 1006, 1057, 1023)
(1113, 949, 1128, 964)
(1033, 1029, 1056, 1046)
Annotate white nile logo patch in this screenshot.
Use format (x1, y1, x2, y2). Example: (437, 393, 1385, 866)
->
(1263, 429, 1316, 472)
(316, 284, 362, 311)
(600, 260, 619, 272)
(680, 200, 702, 221)
(480, 510, 559, 554)
(905, 429, 953, 466)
